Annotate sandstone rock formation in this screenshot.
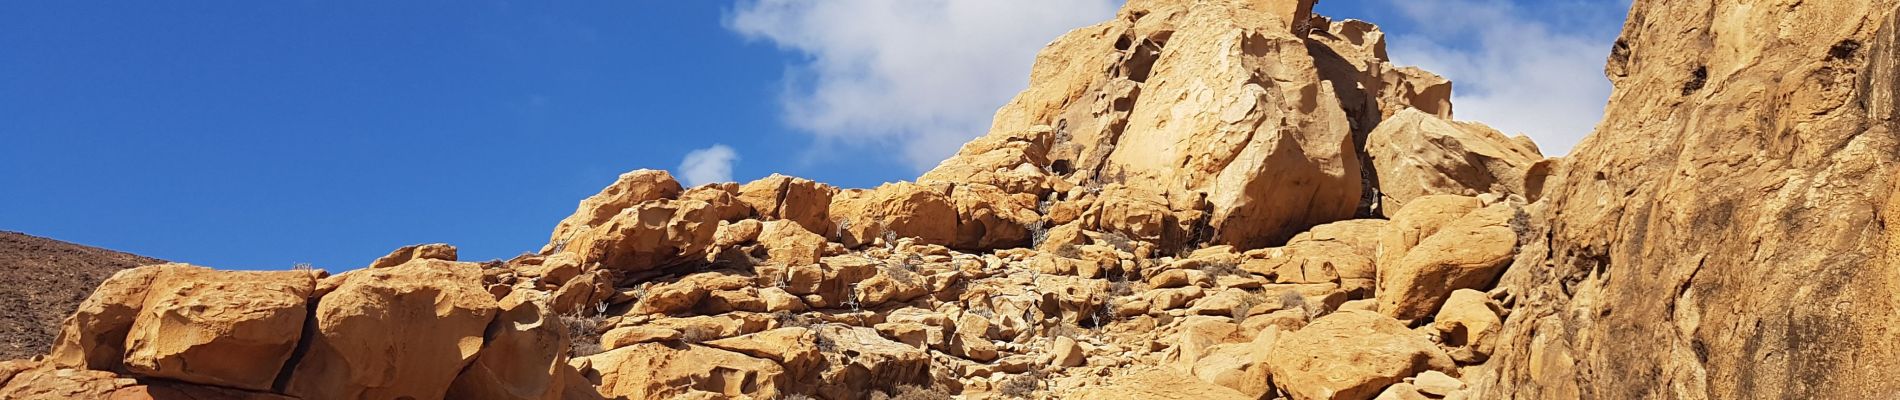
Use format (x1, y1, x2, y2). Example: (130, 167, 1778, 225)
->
(1470, 1, 1900, 398)
(0, 231, 164, 362)
(11, 0, 1895, 398)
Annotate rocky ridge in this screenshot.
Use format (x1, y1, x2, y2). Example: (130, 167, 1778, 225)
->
(3, 0, 1897, 399)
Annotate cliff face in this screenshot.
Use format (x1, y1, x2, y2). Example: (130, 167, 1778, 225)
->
(5, 0, 1898, 399)
(1479, 1, 1900, 398)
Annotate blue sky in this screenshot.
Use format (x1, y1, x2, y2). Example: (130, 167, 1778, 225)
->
(0, 0, 1629, 270)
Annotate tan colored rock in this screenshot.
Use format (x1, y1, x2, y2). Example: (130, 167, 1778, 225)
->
(1368, 109, 1543, 216)
(758, 287, 807, 312)
(283, 259, 500, 400)
(703, 327, 823, 382)
(556, 198, 719, 273)
(543, 169, 684, 253)
(947, 183, 1041, 250)
(829, 182, 959, 248)
(47, 266, 167, 372)
(810, 325, 931, 400)
(977, 0, 1361, 250)
(1051, 336, 1086, 367)
(1267, 311, 1454, 400)
(550, 270, 614, 315)
(737, 174, 837, 235)
(1243, 240, 1372, 287)
(679, 183, 753, 222)
(1079, 185, 1198, 251)
(122, 266, 318, 391)
(0, 364, 297, 400)
(1191, 326, 1281, 398)
(711, 219, 763, 248)
(756, 220, 825, 266)
(1288, 219, 1388, 260)
(920, 127, 1058, 196)
(367, 243, 457, 269)
(448, 291, 569, 400)
(1377, 202, 1519, 322)
(1482, 3, 1900, 398)
(1432, 289, 1504, 364)
(521, 252, 583, 286)
(587, 342, 784, 400)
(1375, 195, 1481, 270)
(1067, 368, 1253, 400)
(600, 326, 682, 349)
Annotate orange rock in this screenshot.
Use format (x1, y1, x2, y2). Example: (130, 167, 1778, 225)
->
(282, 259, 499, 400)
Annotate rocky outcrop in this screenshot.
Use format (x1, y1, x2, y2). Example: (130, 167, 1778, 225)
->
(1474, 1, 1900, 399)
(22, 0, 1897, 399)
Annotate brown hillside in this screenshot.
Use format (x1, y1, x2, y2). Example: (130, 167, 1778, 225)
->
(0, 231, 162, 360)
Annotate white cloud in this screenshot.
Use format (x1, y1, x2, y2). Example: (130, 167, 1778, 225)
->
(677, 144, 740, 186)
(727, 0, 1119, 171)
(1381, 0, 1628, 155)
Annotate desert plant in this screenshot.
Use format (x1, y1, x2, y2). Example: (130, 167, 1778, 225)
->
(561, 312, 607, 357)
(291, 263, 316, 271)
(996, 368, 1046, 399)
(881, 384, 953, 400)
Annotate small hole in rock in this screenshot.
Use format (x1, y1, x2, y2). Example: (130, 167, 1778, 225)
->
(1681, 66, 1708, 95)
(1828, 39, 1862, 60)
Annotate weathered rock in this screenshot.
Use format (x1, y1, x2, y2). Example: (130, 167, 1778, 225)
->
(1367, 109, 1542, 216)
(1377, 202, 1520, 322)
(1267, 311, 1455, 400)
(447, 290, 570, 400)
(920, 127, 1058, 196)
(1067, 368, 1253, 400)
(367, 243, 458, 269)
(756, 220, 826, 267)
(1051, 336, 1085, 367)
(283, 259, 500, 400)
(543, 169, 684, 254)
(1191, 326, 1281, 398)
(1432, 289, 1503, 364)
(737, 174, 836, 236)
(703, 327, 823, 383)
(122, 266, 318, 391)
(560, 198, 720, 273)
(1480, 3, 1900, 399)
(46, 266, 166, 372)
(679, 183, 753, 222)
(811, 325, 931, 400)
(587, 342, 784, 400)
(0, 363, 297, 400)
(946, 183, 1041, 250)
(830, 182, 959, 248)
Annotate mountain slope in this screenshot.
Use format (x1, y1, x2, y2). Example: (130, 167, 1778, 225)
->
(0, 231, 162, 360)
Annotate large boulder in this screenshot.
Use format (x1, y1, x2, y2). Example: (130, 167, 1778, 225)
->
(1266, 311, 1456, 400)
(283, 259, 500, 399)
(1366, 109, 1543, 216)
(946, 183, 1041, 250)
(1430, 289, 1504, 364)
(811, 325, 931, 400)
(919, 127, 1059, 196)
(121, 266, 319, 391)
(829, 182, 959, 248)
(737, 174, 837, 236)
(963, 0, 1364, 250)
(756, 220, 826, 267)
(543, 169, 684, 253)
(47, 266, 167, 372)
(558, 199, 720, 273)
(1376, 200, 1520, 322)
(447, 290, 570, 400)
